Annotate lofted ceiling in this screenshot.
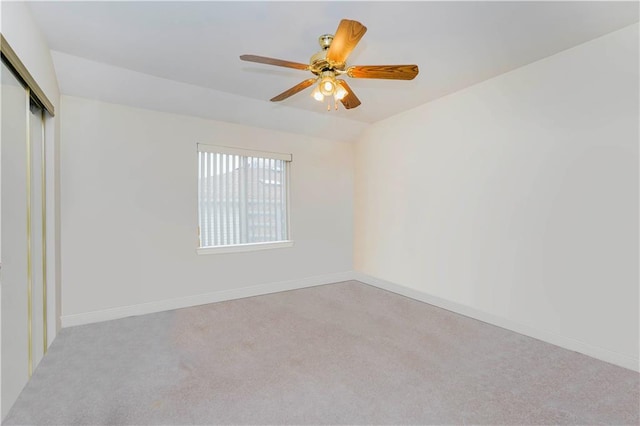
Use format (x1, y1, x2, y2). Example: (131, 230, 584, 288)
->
(27, 1, 639, 140)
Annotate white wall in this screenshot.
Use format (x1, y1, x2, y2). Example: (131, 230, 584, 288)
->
(1, 3, 59, 101)
(1, 2, 61, 418)
(60, 96, 353, 322)
(354, 24, 639, 370)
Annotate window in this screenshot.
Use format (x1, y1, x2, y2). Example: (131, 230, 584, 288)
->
(197, 144, 292, 254)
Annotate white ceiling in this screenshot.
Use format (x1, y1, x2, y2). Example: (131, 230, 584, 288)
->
(28, 1, 639, 139)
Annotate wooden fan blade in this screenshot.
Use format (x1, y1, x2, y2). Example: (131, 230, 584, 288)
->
(326, 19, 367, 65)
(270, 78, 317, 102)
(347, 65, 419, 80)
(240, 54, 309, 71)
(337, 80, 361, 109)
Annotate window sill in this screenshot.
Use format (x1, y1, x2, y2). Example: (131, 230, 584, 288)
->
(197, 240, 294, 255)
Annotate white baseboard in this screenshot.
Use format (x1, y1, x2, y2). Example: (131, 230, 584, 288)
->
(61, 270, 639, 372)
(353, 272, 639, 372)
(60, 271, 354, 328)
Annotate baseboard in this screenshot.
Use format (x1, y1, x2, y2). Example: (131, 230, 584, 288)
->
(60, 271, 354, 328)
(353, 272, 639, 372)
(60, 270, 639, 372)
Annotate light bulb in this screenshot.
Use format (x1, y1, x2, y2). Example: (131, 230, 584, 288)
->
(334, 84, 347, 101)
(319, 77, 335, 96)
(311, 85, 324, 102)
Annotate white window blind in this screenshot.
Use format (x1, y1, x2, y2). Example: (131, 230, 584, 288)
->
(197, 144, 291, 249)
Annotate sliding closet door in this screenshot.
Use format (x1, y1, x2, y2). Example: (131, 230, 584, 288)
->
(29, 101, 45, 368)
(1, 60, 29, 415)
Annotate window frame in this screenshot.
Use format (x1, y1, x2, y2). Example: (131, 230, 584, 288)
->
(196, 143, 293, 255)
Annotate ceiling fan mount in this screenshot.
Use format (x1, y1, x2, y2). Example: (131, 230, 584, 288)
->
(318, 34, 334, 50)
(240, 19, 419, 110)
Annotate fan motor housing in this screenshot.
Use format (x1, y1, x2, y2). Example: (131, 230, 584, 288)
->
(309, 34, 346, 75)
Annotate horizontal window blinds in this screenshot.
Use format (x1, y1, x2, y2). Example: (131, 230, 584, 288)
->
(198, 145, 290, 248)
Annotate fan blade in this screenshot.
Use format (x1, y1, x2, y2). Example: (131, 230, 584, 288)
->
(326, 19, 367, 65)
(270, 78, 317, 102)
(347, 65, 419, 80)
(337, 80, 361, 109)
(240, 54, 309, 71)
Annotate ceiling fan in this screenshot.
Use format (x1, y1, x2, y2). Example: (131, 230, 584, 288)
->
(240, 19, 419, 110)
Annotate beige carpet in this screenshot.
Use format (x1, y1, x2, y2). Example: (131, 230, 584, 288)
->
(4, 280, 639, 425)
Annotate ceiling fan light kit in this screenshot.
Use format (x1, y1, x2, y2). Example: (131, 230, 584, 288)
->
(240, 19, 419, 111)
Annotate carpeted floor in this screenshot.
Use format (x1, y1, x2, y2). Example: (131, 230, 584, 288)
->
(3, 280, 639, 425)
